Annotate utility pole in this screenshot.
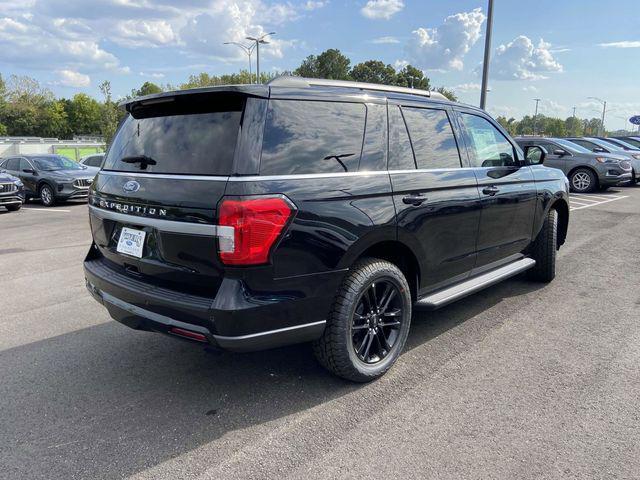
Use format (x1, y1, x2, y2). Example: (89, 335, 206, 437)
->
(588, 96, 607, 136)
(246, 32, 276, 84)
(223, 41, 256, 83)
(533, 98, 541, 135)
(479, 0, 494, 110)
(572, 106, 576, 118)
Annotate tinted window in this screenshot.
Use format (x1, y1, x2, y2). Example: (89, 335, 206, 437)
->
(19, 159, 32, 170)
(360, 103, 387, 171)
(260, 100, 365, 175)
(459, 113, 517, 167)
(86, 155, 104, 167)
(569, 139, 598, 151)
(32, 156, 81, 171)
(5, 158, 20, 170)
(388, 106, 415, 170)
(103, 109, 242, 175)
(401, 107, 460, 169)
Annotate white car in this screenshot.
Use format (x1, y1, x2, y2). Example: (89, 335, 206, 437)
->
(78, 153, 104, 176)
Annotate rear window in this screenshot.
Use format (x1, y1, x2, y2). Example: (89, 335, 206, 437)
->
(260, 100, 366, 175)
(103, 96, 243, 175)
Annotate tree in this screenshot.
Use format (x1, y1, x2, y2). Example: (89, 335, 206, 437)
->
(40, 100, 71, 138)
(435, 86, 457, 102)
(350, 60, 396, 85)
(65, 93, 102, 135)
(395, 65, 431, 90)
(133, 81, 162, 97)
(294, 49, 351, 80)
(564, 116, 583, 137)
(99, 80, 124, 146)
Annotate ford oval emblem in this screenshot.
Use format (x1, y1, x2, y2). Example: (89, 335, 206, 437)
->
(123, 180, 140, 193)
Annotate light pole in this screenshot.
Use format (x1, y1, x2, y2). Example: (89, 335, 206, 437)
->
(533, 98, 541, 135)
(588, 96, 607, 136)
(223, 41, 256, 83)
(246, 32, 275, 84)
(479, 0, 494, 110)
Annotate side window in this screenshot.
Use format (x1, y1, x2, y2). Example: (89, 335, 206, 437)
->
(401, 107, 461, 169)
(359, 103, 387, 172)
(6, 158, 20, 171)
(260, 100, 366, 175)
(19, 159, 31, 171)
(458, 113, 517, 168)
(571, 139, 596, 151)
(388, 105, 415, 170)
(86, 156, 102, 167)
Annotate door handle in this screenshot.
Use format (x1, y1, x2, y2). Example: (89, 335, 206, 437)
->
(482, 186, 500, 196)
(402, 193, 427, 206)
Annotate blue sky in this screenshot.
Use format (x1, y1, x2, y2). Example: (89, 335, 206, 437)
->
(0, 0, 638, 129)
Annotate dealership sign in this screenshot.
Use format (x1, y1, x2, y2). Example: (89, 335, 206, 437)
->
(630, 115, 640, 125)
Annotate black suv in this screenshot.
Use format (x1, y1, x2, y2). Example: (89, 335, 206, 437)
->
(84, 77, 569, 381)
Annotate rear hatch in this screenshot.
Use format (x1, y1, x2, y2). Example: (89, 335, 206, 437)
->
(89, 89, 256, 297)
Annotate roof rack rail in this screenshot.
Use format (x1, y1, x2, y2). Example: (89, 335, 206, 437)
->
(267, 76, 448, 100)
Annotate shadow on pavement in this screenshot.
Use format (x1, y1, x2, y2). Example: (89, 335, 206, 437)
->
(0, 275, 543, 479)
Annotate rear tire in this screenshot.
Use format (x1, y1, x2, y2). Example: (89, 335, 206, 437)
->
(527, 209, 557, 283)
(569, 168, 596, 193)
(312, 258, 412, 382)
(6, 203, 21, 211)
(39, 184, 55, 207)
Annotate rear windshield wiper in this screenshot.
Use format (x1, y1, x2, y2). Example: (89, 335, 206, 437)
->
(121, 155, 157, 170)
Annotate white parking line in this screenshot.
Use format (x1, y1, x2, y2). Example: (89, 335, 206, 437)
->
(570, 195, 628, 211)
(24, 208, 71, 213)
(571, 193, 624, 201)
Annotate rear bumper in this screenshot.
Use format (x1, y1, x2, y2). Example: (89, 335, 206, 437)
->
(84, 255, 341, 352)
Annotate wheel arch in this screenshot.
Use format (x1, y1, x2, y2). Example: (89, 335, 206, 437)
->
(348, 240, 421, 302)
(550, 198, 569, 248)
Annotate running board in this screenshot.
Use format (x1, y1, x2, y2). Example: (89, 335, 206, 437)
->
(416, 258, 536, 309)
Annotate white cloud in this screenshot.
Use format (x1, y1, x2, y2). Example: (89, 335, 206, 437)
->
(372, 35, 400, 44)
(490, 36, 563, 80)
(304, 0, 328, 10)
(111, 19, 176, 48)
(522, 85, 538, 92)
(361, 0, 404, 20)
(452, 82, 481, 92)
(139, 71, 165, 79)
(404, 8, 485, 71)
(598, 41, 640, 48)
(56, 69, 90, 87)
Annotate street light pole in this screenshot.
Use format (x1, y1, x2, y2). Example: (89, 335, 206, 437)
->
(479, 0, 494, 110)
(533, 98, 541, 135)
(223, 42, 256, 83)
(246, 32, 276, 84)
(588, 97, 607, 136)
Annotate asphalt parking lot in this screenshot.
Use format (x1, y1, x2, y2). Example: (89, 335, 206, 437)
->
(1, 188, 639, 480)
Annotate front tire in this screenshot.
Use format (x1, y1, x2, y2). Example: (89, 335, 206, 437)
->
(569, 168, 597, 193)
(39, 184, 55, 207)
(313, 258, 412, 382)
(528, 209, 557, 283)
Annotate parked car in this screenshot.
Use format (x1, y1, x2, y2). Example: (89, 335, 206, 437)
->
(515, 137, 632, 192)
(565, 137, 640, 184)
(613, 136, 640, 149)
(0, 169, 25, 212)
(0, 154, 96, 206)
(84, 77, 569, 382)
(79, 153, 105, 171)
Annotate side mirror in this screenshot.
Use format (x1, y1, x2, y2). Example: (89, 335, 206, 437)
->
(23, 168, 36, 174)
(524, 145, 547, 165)
(552, 149, 567, 156)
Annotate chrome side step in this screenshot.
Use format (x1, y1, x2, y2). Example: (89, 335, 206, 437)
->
(416, 258, 536, 309)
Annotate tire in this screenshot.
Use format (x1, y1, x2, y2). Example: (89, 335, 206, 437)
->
(527, 209, 557, 283)
(39, 184, 55, 207)
(312, 258, 412, 382)
(6, 203, 21, 211)
(569, 168, 597, 193)
(631, 170, 638, 185)
(599, 186, 610, 192)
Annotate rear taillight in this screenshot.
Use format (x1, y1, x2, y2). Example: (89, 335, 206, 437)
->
(217, 195, 295, 266)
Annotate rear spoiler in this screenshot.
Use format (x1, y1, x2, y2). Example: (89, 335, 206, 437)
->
(121, 84, 270, 112)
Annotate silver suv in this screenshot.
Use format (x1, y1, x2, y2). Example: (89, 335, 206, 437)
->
(515, 137, 631, 193)
(566, 137, 640, 184)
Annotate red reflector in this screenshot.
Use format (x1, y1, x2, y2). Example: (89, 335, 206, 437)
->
(218, 196, 294, 266)
(169, 327, 207, 342)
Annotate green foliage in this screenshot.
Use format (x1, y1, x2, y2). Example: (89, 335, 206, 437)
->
(99, 80, 125, 147)
(178, 70, 275, 89)
(133, 81, 163, 97)
(395, 65, 431, 90)
(350, 60, 397, 85)
(294, 49, 352, 80)
(64, 93, 102, 135)
(435, 86, 457, 102)
(497, 114, 603, 138)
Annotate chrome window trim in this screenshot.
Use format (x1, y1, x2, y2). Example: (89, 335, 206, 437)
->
(99, 171, 230, 181)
